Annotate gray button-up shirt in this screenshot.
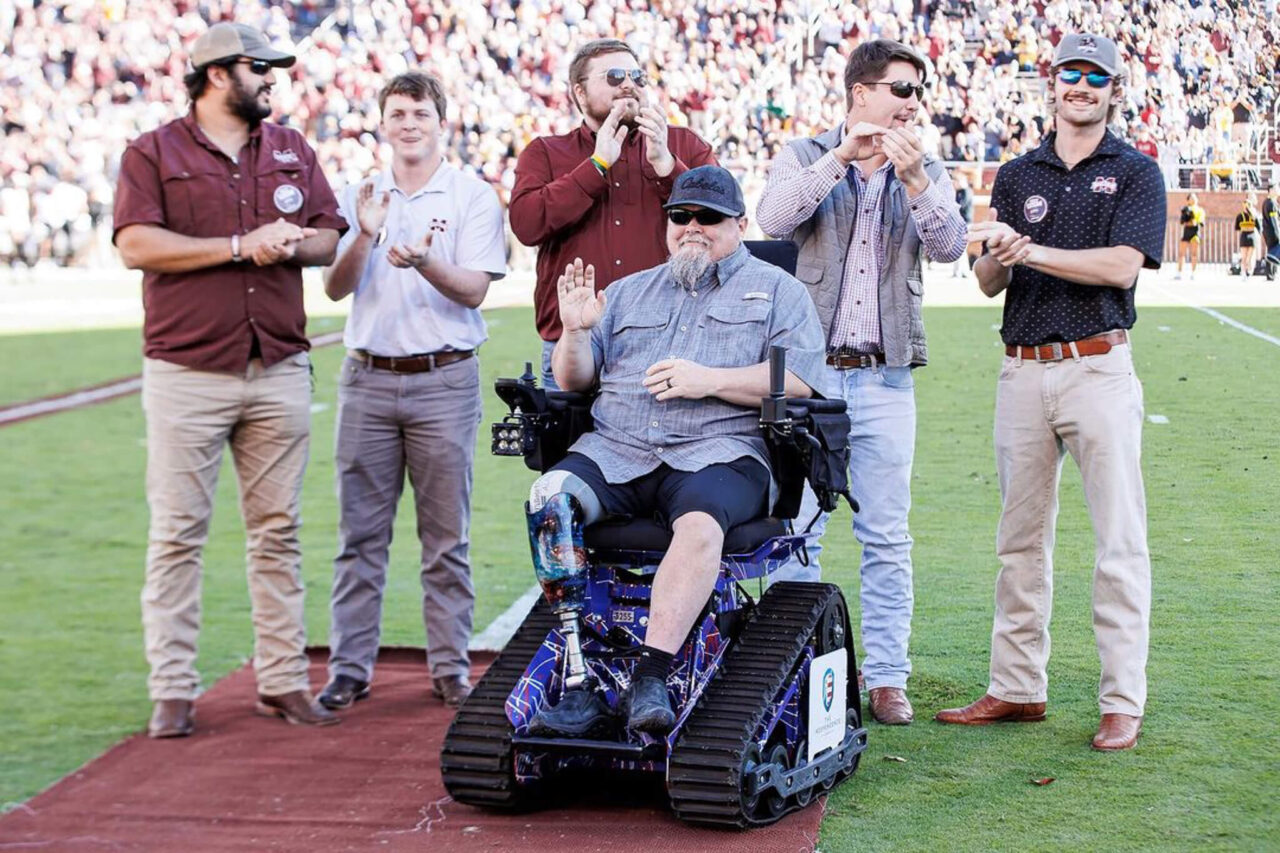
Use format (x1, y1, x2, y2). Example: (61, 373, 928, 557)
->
(571, 244, 828, 501)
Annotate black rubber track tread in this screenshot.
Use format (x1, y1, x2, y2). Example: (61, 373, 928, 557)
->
(441, 597, 559, 809)
(667, 581, 855, 828)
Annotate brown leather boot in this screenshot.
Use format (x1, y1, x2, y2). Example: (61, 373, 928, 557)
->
(431, 675, 473, 708)
(1092, 713, 1141, 750)
(255, 690, 340, 726)
(868, 687, 914, 725)
(934, 693, 1046, 725)
(148, 699, 195, 738)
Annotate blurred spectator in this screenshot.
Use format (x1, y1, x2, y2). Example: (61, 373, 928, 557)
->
(0, 0, 1276, 270)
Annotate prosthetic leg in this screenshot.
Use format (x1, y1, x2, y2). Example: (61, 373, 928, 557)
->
(525, 491, 613, 736)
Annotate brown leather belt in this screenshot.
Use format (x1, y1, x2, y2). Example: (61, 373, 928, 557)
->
(1005, 330, 1128, 362)
(826, 351, 886, 369)
(349, 349, 474, 373)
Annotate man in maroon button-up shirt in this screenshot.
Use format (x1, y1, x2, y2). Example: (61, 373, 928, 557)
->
(509, 38, 716, 388)
(112, 22, 345, 738)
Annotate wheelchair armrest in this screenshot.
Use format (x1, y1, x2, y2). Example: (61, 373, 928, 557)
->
(761, 395, 857, 520)
(491, 369, 597, 473)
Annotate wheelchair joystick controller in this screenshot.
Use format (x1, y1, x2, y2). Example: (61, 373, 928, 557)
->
(526, 493, 591, 689)
(760, 344, 790, 426)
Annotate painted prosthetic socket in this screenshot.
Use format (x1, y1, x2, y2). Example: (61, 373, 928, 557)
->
(526, 492, 589, 613)
(527, 472, 603, 690)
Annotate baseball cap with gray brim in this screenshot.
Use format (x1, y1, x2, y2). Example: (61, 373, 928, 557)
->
(190, 22, 296, 69)
(662, 165, 746, 217)
(1051, 33, 1119, 76)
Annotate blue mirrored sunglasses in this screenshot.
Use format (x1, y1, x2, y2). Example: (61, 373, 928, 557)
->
(1057, 68, 1112, 88)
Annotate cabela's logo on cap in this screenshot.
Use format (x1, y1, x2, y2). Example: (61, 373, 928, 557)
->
(1077, 35, 1098, 53)
(273, 184, 304, 214)
(679, 176, 728, 196)
(1024, 194, 1048, 223)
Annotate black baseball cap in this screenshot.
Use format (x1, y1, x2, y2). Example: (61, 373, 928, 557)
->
(663, 165, 746, 217)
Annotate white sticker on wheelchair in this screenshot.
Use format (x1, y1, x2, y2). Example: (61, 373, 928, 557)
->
(807, 648, 847, 763)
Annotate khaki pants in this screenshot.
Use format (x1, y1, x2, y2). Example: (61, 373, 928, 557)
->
(989, 343, 1150, 716)
(141, 355, 312, 700)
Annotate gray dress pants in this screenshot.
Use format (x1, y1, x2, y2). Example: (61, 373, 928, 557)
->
(328, 354, 482, 681)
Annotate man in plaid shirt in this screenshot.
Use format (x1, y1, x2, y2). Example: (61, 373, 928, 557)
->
(757, 39, 966, 727)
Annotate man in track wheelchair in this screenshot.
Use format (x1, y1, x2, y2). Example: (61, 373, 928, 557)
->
(525, 165, 829, 737)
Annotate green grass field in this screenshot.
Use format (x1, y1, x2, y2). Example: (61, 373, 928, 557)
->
(1, 306, 1276, 849)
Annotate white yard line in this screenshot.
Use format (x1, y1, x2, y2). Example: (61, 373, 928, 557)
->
(1144, 281, 1280, 348)
(470, 584, 541, 652)
(0, 331, 346, 427)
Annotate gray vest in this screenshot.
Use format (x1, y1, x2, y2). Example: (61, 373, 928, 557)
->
(781, 125, 947, 367)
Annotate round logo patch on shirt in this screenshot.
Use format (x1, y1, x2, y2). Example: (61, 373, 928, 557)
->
(273, 184, 304, 215)
(1023, 194, 1048, 223)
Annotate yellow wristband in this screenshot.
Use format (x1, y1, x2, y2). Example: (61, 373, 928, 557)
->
(590, 154, 610, 174)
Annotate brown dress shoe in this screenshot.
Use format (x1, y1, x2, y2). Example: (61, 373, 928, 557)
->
(934, 693, 1046, 725)
(255, 690, 340, 727)
(868, 687, 914, 725)
(431, 675, 473, 708)
(1092, 713, 1141, 750)
(148, 699, 195, 738)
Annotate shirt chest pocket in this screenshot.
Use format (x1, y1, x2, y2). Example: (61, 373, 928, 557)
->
(158, 163, 226, 236)
(255, 164, 307, 228)
(611, 310, 670, 373)
(696, 301, 770, 367)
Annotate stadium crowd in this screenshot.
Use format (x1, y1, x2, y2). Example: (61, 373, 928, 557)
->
(1, 0, 1276, 268)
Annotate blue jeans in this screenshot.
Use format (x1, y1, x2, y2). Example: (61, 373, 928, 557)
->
(540, 339, 561, 391)
(774, 364, 917, 690)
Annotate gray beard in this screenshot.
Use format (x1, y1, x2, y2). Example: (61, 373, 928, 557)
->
(669, 245, 712, 290)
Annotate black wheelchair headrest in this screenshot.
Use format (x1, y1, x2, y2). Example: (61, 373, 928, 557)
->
(743, 240, 799, 276)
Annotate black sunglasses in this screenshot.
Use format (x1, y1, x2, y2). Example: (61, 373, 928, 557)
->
(1057, 68, 1112, 88)
(667, 209, 728, 226)
(599, 68, 648, 88)
(867, 80, 926, 100)
(230, 58, 275, 76)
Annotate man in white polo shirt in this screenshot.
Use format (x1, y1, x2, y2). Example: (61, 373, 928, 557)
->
(318, 71, 506, 711)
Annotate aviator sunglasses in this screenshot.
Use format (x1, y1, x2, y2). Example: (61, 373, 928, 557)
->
(667, 209, 728, 226)
(595, 67, 649, 88)
(1057, 68, 1113, 88)
(866, 80, 926, 100)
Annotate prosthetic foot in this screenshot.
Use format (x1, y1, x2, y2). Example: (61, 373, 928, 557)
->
(528, 687, 615, 737)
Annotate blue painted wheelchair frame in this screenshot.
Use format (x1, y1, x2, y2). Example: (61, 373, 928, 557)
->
(505, 531, 813, 781)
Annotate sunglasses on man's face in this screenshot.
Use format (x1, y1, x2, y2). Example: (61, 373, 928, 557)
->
(867, 80, 926, 100)
(597, 68, 648, 88)
(667, 209, 728, 226)
(233, 58, 275, 76)
(1057, 68, 1113, 88)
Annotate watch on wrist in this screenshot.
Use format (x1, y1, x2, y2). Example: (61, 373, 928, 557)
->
(230, 233, 242, 263)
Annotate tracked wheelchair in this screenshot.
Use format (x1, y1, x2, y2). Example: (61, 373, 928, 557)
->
(441, 243, 868, 829)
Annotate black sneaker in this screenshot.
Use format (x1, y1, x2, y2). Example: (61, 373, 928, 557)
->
(317, 674, 370, 710)
(528, 687, 614, 737)
(624, 675, 675, 734)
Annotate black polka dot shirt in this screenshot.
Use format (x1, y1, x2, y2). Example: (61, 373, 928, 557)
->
(990, 130, 1166, 346)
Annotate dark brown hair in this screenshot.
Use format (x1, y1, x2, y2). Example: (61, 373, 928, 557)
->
(568, 39, 639, 112)
(378, 71, 447, 119)
(842, 39, 928, 109)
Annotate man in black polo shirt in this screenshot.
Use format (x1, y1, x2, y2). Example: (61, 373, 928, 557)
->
(935, 34, 1165, 752)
